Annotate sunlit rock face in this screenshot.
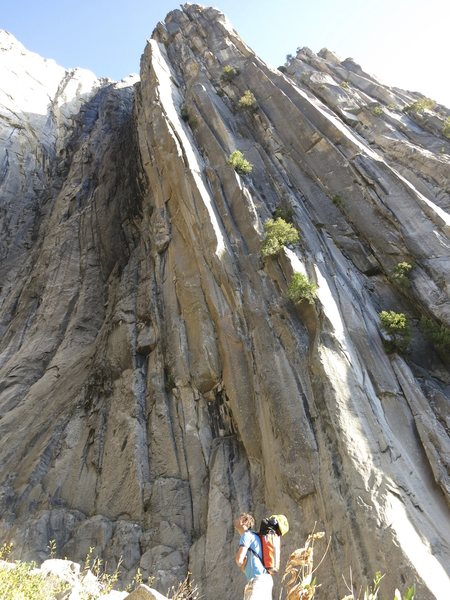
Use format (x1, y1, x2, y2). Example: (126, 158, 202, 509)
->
(1, 5, 449, 599)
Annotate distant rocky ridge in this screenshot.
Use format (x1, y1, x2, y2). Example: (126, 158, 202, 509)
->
(0, 4, 449, 600)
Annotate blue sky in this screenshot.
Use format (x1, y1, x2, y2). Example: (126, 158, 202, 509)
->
(2, 0, 449, 107)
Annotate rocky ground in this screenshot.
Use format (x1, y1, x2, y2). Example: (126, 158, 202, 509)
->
(0, 557, 170, 599)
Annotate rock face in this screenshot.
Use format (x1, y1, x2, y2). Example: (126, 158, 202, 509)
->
(0, 5, 449, 599)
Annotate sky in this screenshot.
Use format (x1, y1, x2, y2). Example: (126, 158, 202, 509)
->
(2, 0, 449, 107)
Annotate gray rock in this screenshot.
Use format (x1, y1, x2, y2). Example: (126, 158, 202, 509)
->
(0, 5, 449, 600)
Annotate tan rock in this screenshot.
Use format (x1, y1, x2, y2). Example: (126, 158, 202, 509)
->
(125, 584, 169, 600)
(0, 5, 449, 600)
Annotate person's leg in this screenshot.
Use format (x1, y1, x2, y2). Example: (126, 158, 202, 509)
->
(244, 575, 273, 599)
(243, 580, 254, 600)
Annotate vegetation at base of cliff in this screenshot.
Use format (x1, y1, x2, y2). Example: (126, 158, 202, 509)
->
(261, 217, 300, 257)
(0, 543, 67, 600)
(379, 310, 411, 354)
(84, 544, 124, 592)
(227, 150, 253, 174)
(0, 542, 152, 599)
(288, 273, 317, 305)
(282, 531, 327, 599)
(341, 571, 415, 600)
(238, 90, 257, 111)
(0, 561, 69, 600)
(403, 97, 436, 115)
(281, 532, 415, 600)
(169, 573, 199, 600)
(221, 64, 239, 82)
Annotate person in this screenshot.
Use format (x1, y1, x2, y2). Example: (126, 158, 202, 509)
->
(234, 512, 273, 600)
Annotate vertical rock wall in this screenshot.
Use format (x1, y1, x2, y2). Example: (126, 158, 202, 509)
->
(0, 6, 449, 599)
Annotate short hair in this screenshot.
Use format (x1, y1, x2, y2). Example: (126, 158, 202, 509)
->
(239, 512, 255, 529)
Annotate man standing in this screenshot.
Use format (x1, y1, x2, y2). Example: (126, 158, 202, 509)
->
(234, 513, 273, 600)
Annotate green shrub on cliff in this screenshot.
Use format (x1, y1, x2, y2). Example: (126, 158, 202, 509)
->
(221, 65, 239, 82)
(372, 104, 384, 116)
(227, 150, 253, 174)
(379, 310, 410, 353)
(238, 90, 257, 111)
(287, 272, 317, 304)
(403, 97, 436, 115)
(273, 204, 294, 223)
(420, 317, 450, 358)
(261, 217, 299, 257)
(443, 117, 450, 139)
(180, 105, 198, 128)
(391, 261, 413, 286)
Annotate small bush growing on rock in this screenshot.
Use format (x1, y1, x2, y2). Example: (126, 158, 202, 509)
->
(443, 117, 450, 139)
(221, 65, 239, 82)
(332, 194, 345, 209)
(180, 105, 189, 122)
(372, 104, 384, 116)
(278, 65, 287, 73)
(238, 90, 257, 111)
(420, 317, 450, 358)
(340, 81, 350, 90)
(403, 97, 436, 115)
(227, 150, 253, 175)
(287, 273, 317, 305)
(379, 310, 410, 353)
(0, 542, 12, 559)
(285, 53, 294, 65)
(180, 105, 198, 128)
(391, 261, 413, 286)
(0, 561, 69, 600)
(273, 204, 294, 223)
(164, 366, 176, 392)
(261, 218, 300, 257)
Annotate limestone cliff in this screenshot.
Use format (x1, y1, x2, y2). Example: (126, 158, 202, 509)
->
(1, 5, 449, 599)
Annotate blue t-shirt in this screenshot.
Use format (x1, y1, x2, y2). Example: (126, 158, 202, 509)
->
(239, 530, 267, 581)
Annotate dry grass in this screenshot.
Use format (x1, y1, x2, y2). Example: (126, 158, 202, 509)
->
(168, 572, 200, 600)
(280, 533, 415, 600)
(281, 531, 327, 600)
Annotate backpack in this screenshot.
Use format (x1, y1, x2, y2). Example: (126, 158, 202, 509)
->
(251, 514, 289, 574)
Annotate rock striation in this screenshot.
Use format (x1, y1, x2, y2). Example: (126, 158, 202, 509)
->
(0, 5, 449, 599)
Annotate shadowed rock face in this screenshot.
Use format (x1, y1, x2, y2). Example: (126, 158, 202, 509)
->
(0, 6, 449, 599)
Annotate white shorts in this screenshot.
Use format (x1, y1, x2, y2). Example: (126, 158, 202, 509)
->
(243, 573, 273, 600)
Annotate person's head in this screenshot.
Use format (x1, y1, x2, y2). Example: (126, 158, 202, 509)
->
(234, 512, 255, 534)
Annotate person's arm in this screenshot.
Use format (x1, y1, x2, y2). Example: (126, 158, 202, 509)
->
(235, 546, 248, 572)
